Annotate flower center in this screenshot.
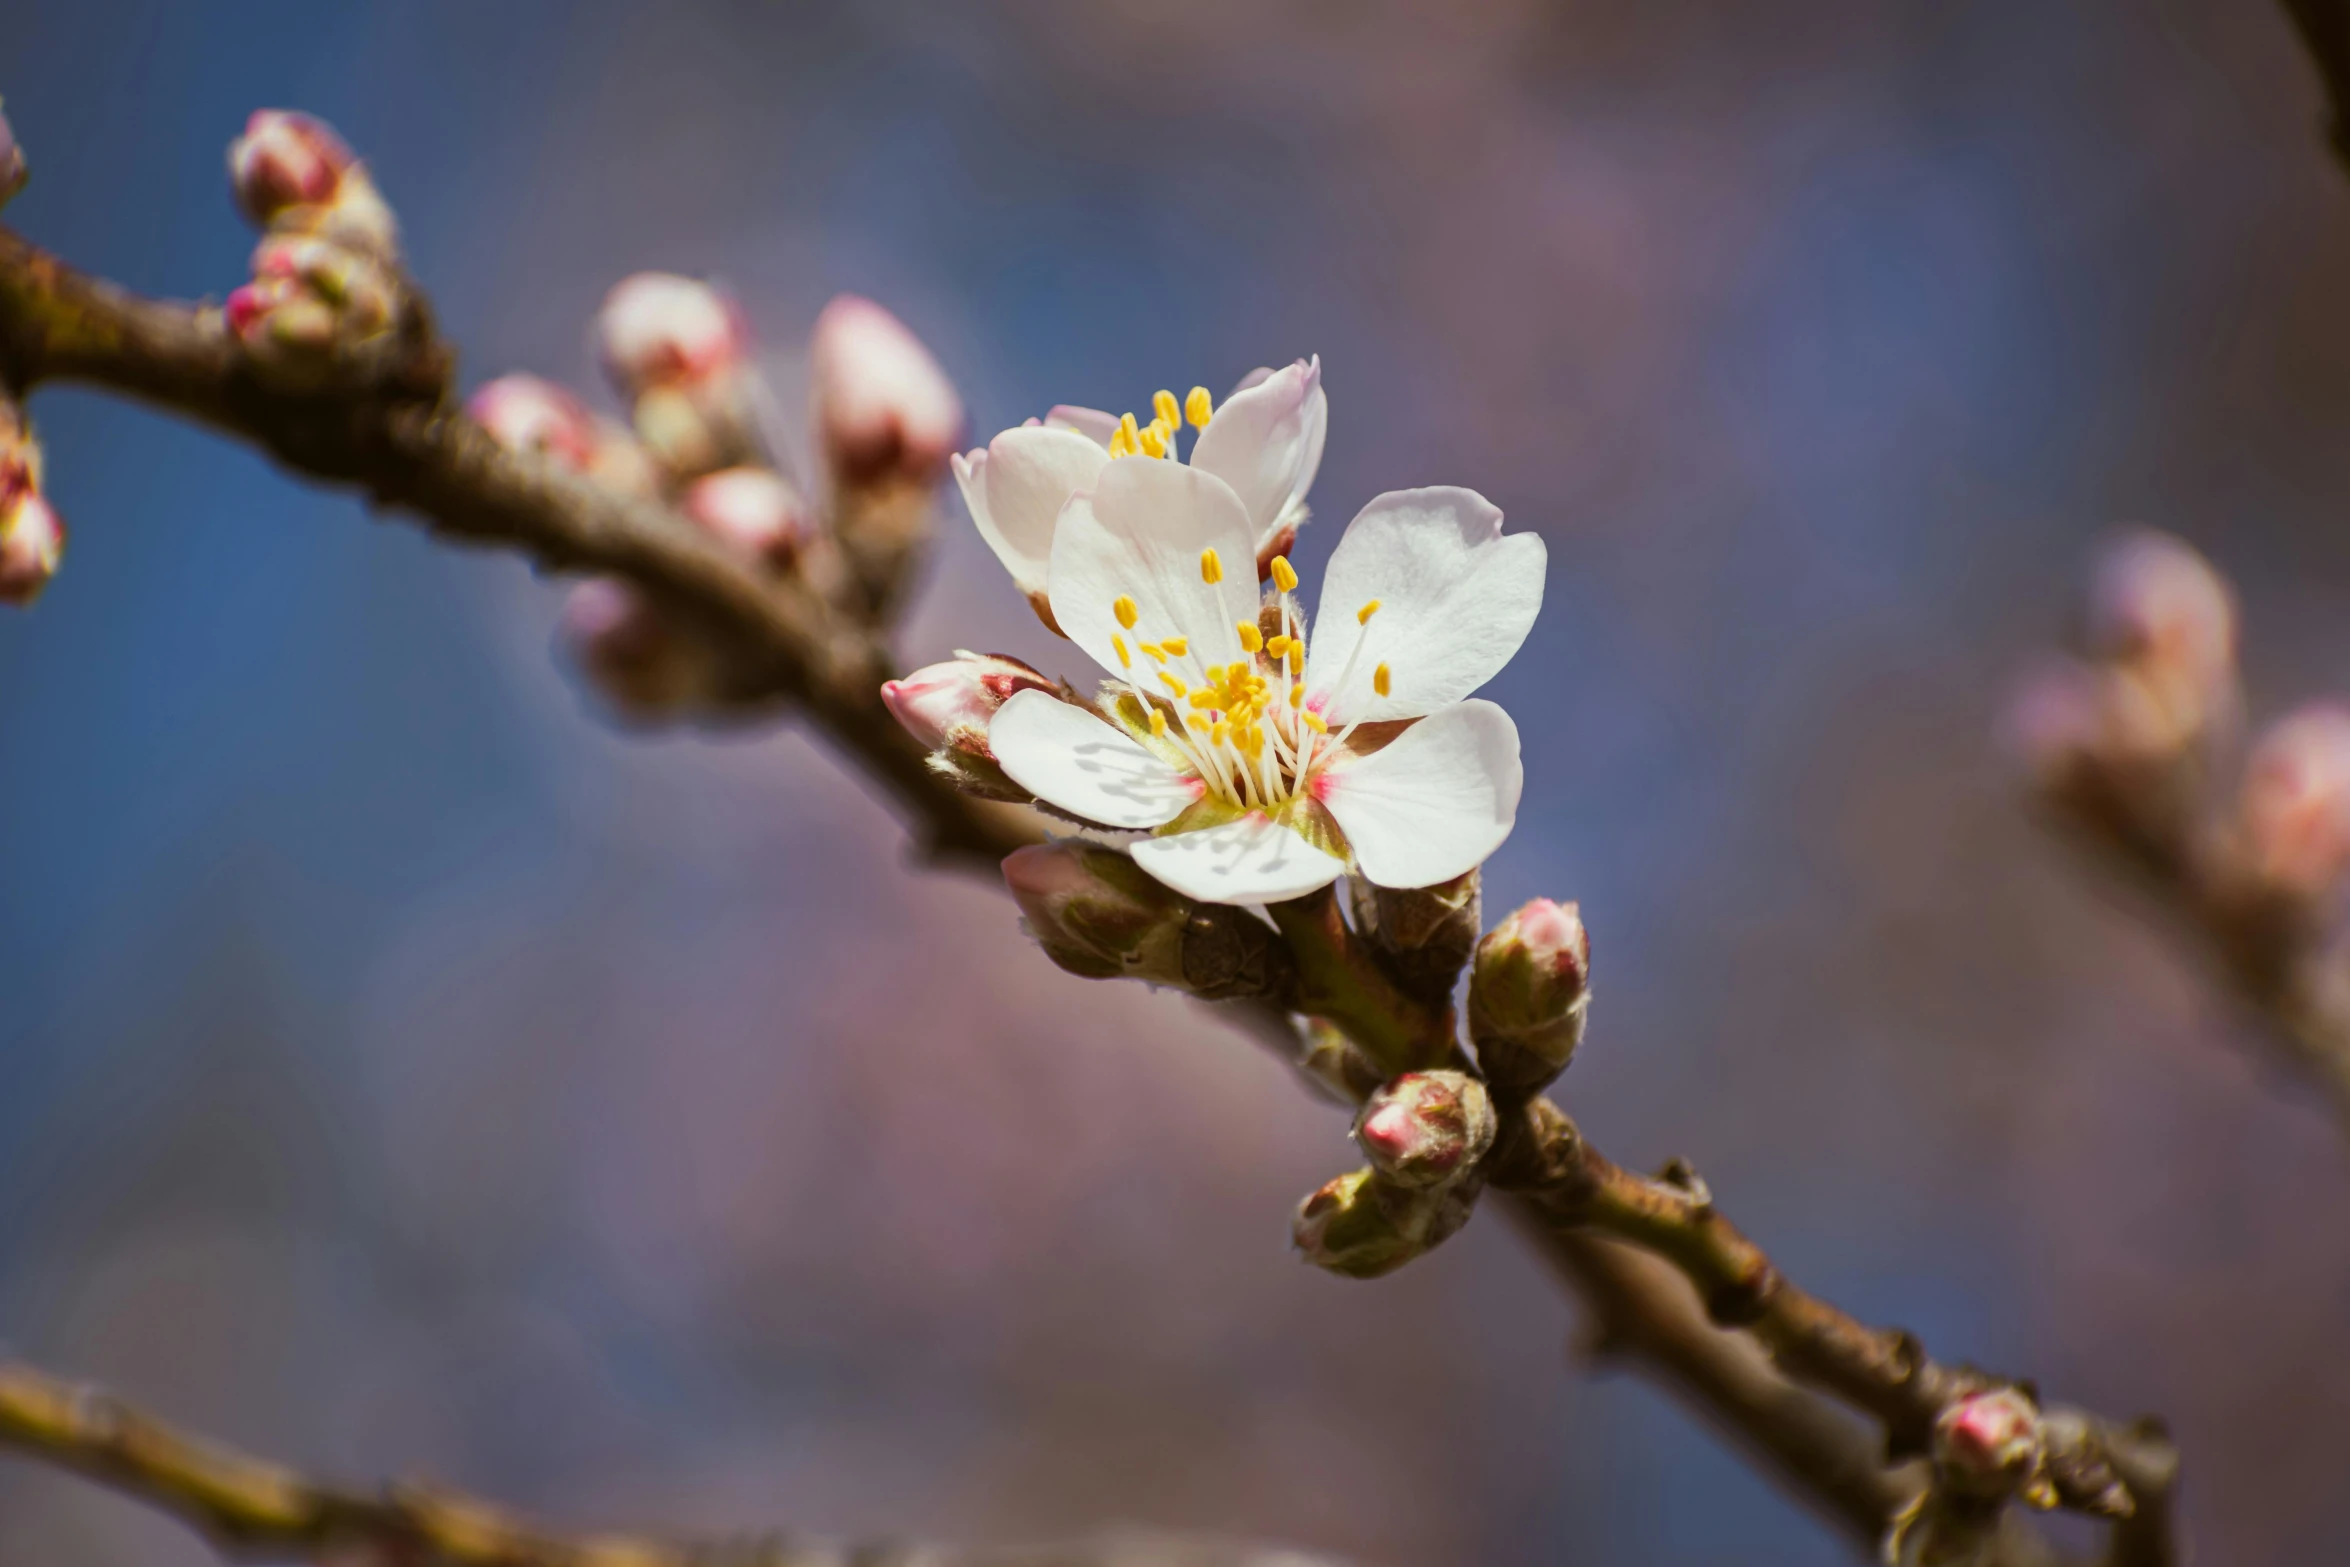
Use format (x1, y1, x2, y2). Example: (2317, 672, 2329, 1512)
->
(1104, 551, 1393, 815)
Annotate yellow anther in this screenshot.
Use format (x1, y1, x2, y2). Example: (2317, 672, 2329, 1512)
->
(1189, 690, 1219, 709)
(1301, 710, 1329, 733)
(1188, 714, 1212, 733)
(1117, 411, 1140, 446)
(1270, 554, 1299, 592)
(1237, 620, 1264, 653)
(1160, 636, 1188, 656)
(1290, 681, 1305, 705)
(1212, 721, 1231, 745)
(1160, 672, 1188, 697)
(1137, 423, 1168, 459)
(1374, 663, 1392, 697)
(1186, 386, 1214, 428)
(1149, 707, 1169, 736)
(1200, 548, 1223, 584)
(1106, 423, 1136, 458)
(1357, 599, 1383, 626)
(1266, 635, 1293, 658)
(1153, 389, 1180, 430)
(1112, 634, 1131, 669)
(1141, 642, 1169, 664)
(1114, 595, 1138, 630)
(1287, 648, 1303, 676)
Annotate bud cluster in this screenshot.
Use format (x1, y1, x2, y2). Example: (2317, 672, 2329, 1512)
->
(0, 404, 64, 606)
(1292, 1166, 1476, 1280)
(223, 111, 411, 387)
(1467, 898, 1591, 1091)
(2232, 703, 2350, 908)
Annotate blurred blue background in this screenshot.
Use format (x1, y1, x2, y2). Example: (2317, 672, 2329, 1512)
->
(5, 2, 2350, 1562)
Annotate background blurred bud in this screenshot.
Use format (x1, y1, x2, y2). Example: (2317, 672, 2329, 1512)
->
(469, 375, 598, 469)
(584, 422, 662, 499)
(810, 294, 963, 486)
(0, 100, 26, 206)
(597, 274, 745, 392)
(1467, 898, 1591, 1090)
(557, 578, 713, 718)
(1292, 1167, 1475, 1280)
(228, 110, 396, 252)
(2086, 531, 2237, 739)
(1932, 1389, 2046, 1498)
(0, 491, 65, 605)
(882, 651, 1053, 753)
(2237, 705, 2350, 902)
(1003, 842, 1194, 985)
(681, 467, 808, 565)
(224, 236, 399, 385)
(1354, 1072, 1496, 1189)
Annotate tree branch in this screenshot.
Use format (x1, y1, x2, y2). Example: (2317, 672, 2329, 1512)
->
(2283, 0, 2350, 169)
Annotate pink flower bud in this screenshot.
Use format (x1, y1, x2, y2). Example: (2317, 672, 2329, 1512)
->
(1292, 1167, 1475, 1280)
(596, 274, 745, 392)
(223, 236, 398, 384)
(1932, 1389, 2045, 1497)
(809, 294, 963, 486)
(1003, 842, 1196, 984)
(881, 650, 1053, 753)
(0, 102, 26, 207)
(1354, 1071, 1497, 1189)
(469, 375, 598, 470)
(1467, 898, 1591, 1090)
(2087, 532, 2236, 732)
(557, 578, 713, 717)
(681, 467, 807, 564)
(229, 110, 351, 223)
(2238, 705, 2350, 901)
(0, 490, 65, 605)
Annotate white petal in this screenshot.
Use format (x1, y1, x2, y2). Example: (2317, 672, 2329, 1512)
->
(1319, 700, 1523, 888)
(1132, 812, 1348, 905)
(1047, 457, 1262, 687)
(1047, 405, 1120, 446)
(968, 426, 1108, 594)
(1189, 357, 1326, 547)
(990, 689, 1200, 829)
(1304, 487, 1545, 724)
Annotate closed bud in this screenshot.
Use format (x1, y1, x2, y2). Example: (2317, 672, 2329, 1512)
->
(1932, 1389, 2046, 1499)
(809, 294, 963, 486)
(1002, 842, 1191, 985)
(470, 375, 599, 470)
(2236, 705, 2350, 903)
(1354, 870, 1480, 1004)
(2086, 531, 2236, 743)
(1354, 1072, 1496, 1189)
(1, 100, 25, 207)
(1291, 1167, 1476, 1280)
(557, 578, 714, 718)
(1467, 898, 1591, 1090)
(227, 110, 395, 252)
(0, 490, 64, 605)
(225, 236, 399, 386)
(882, 650, 1054, 754)
(681, 467, 808, 566)
(597, 273, 746, 392)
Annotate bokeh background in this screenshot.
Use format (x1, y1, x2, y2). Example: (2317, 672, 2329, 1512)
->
(4, 2, 2350, 1562)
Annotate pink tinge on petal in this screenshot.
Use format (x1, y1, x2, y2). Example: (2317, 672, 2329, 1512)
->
(809, 294, 963, 484)
(596, 273, 745, 390)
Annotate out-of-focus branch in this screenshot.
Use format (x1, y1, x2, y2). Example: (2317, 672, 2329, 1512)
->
(2283, 0, 2350, 168)
(0, 1359, 1335, 1567)
(2014, 532, 2350, 1140)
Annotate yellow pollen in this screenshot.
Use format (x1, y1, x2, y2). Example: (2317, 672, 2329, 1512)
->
(1237, 621, 1264, 653)
(1186, 386, 1214, 428)
(1357, 599, 1383, 625)
(1106, 423, 1137, 458)
(1287, 648, 1303, 676)
(1114, 595, 1139, 629)
(1160, 636, 1188, 656)
(1189, 690, 1219, 709)
(1141, 642, 1169, 664)
(1374, 663, 1392, 696)
(1212, 721, 1231, 745)
(1160, 672, 1188, 697)
(1137, 422, 1168, 458)
(1290, 681, 1305, 705)
(1200, 548, 1223, 584)
(1270, 554, 1299, 592)
(1112, 634, 1131, 668)
(1301, 710, 1328, 733)
(1266, 635, 1292, 658)
(1149, 707, 1168, 736)
(1153, 389, 1180, 430)
(1118, 411, 1140, 446)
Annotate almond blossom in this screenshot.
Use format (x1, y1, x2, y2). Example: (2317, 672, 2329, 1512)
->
(983, 450, 1544, 906)
(951, 358, 1326, 621)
